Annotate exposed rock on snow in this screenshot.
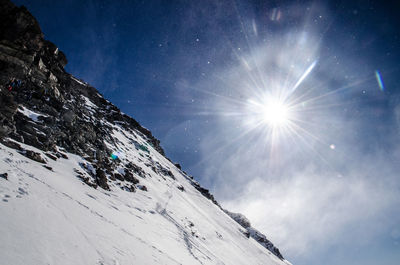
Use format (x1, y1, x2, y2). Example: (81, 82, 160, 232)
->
(0, 173, 8, 180)
(224, 209, 284, 260)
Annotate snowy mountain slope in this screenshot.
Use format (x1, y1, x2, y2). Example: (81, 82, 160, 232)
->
(0, 0, 289, 264)
(0, 138, 289, 265)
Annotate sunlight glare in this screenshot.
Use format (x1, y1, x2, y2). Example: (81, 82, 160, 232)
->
(261, 98, 290, 127)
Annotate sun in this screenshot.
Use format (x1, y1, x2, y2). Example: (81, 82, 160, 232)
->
(247, 96, 292, 129)
(261, 98, 290, 127)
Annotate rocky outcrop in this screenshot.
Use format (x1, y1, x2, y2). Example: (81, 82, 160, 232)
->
(0, 173, 8, 180)
(192, 181, 220, 206)
(223, 210, 252, 229)
(224, 209, 284, 260)
(247, 227, 284, 260)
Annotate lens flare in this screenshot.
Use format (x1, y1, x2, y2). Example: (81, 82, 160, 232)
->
(375, 70, 385, 91)
(291, 60, 318, 93)
(110, 150, 124, 160)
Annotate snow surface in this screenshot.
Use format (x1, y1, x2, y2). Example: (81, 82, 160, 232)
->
(71, 76, 87, 86)
(0, 130, 290, 265)
(18, 106, 48, 122)
(81, 96, 98, 115)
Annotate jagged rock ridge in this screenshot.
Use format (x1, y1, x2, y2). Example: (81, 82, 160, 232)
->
(224, 210, 284, 259)
(0, 0, 286, 263)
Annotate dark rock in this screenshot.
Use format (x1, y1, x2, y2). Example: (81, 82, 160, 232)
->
(0, 138, 22, 150)
(192, 182, 219, 206)
(248, 228, 284, 260)
(58, 152, 68, 159)
(124, 184, 136, 192)
(138, 185, 147, 192)
(160, 167, 175, 180)
(20, 130, 40, 148)
(43, 165, 52, 171)
(126, 162, 146, 178)
(95, 168, 109, 190)
(114, 173, 124, 181)
(20, 149, 46, 163)
(223, 210, 251, 229)
(124, 171, 139, 184)
(177, 185, 185, 192)
(174, 163, 182, 170)
(224, 209, 284, 260)
(0, 173, 8, 180)
(125, 162, 134, 169)
(76, 174, 97, 189)
(147, 160, 175, 180)
(44, 152, 57, 160)
(108, 173, 116, 181)
(61, 110, 76, 124)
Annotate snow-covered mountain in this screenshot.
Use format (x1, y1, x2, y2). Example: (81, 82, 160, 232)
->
(0, 1, 290, 264)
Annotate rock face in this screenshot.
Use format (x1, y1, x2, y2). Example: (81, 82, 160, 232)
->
(224, 209, 284, 260)
(0, 0, 284, 261)
(0, 0, 164, 180)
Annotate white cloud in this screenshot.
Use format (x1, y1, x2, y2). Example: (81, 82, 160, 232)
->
(222, 161, 400, 256)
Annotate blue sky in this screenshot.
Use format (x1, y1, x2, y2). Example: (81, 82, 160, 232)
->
(13, 0, 400, 264)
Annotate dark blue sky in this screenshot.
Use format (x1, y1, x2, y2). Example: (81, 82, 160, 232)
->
(12, 0, 400, 264)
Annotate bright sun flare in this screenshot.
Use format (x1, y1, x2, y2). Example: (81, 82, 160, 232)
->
(261, 99, 290, 127)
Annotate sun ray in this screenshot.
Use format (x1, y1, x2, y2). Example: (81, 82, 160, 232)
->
(285, 123, 334, 168)
(289, 76, 375, 109)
